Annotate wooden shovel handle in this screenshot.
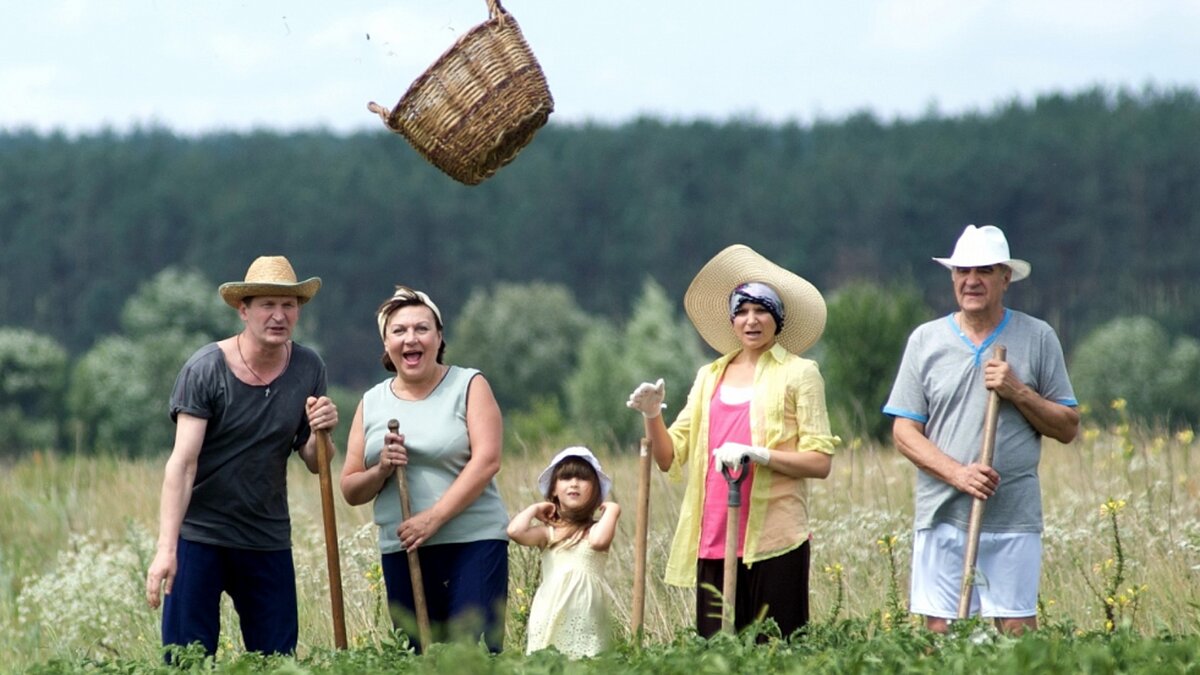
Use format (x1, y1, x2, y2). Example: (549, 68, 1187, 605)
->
(721, 457, 749, 634)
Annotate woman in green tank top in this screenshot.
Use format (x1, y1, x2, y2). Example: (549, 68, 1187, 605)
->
(341, 286, 509, 653)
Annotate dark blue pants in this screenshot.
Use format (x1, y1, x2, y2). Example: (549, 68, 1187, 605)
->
(381, 539, 508, 653)
(161, 538, 298, 660)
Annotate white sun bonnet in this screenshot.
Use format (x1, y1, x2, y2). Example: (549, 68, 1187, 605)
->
(537, 446, 612, 500)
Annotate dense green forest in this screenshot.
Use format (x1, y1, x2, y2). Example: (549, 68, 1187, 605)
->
(2, 85, 1199, 393)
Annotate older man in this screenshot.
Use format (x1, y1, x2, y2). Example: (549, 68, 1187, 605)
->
(145, 255, 339, 658)
(883, 225, 1079, 635)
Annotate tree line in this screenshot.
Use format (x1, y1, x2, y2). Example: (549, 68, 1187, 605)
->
(2, 85, 1199, 455)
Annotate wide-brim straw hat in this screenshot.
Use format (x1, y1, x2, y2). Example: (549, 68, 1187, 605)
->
(537, 446, 612, 500)
(932, 224, 1031, 281)
(218, 256, 322, 308)
(684, 244, 826, 355)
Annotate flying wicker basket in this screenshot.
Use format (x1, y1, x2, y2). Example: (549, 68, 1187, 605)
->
(367, 0, 554, 186)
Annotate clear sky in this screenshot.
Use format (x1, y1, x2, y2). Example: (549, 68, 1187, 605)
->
(3, 0, 1199, 136)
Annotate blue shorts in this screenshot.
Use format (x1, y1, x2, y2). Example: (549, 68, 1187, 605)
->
(910, 523, 1042, 619)
(161, 538, 297, 660)
(381, 539, 508, 653)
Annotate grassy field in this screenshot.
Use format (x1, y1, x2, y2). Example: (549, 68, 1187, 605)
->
(2, 414, 1198, 672)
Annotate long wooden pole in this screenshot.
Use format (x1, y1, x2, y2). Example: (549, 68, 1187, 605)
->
(315, 429, 347, 649)
(388, 419, 433, 650)
(721, 459, 750, 634)
(957, 345, 1007, 619)
(631, 437, 652, 643)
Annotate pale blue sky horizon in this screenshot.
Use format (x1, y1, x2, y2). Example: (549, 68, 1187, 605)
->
(3, 1, 1199, 136)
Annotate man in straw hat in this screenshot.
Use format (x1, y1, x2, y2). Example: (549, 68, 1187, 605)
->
(626, 244, 839, 639)
(883, 224, 1078, 635)
(145, 255, 340, 658)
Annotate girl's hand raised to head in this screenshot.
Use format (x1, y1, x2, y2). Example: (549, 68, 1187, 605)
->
(535, 501, 557, 523)
(507, 501, 555, 548)
(589, 501, 622, 551)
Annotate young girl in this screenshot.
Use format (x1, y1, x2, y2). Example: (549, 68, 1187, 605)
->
(507, 446, 621, 658)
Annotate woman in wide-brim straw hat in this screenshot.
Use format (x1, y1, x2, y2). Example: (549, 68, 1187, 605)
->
(626, 244, 840, 639)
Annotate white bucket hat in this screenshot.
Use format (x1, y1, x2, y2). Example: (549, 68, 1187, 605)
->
(932, 224, 1031, 281)
(537, 446, 612, 500)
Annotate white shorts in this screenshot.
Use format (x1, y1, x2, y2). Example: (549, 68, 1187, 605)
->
(910, 522, 1041, 619)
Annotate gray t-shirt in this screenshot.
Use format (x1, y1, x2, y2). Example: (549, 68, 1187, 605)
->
(361, 366, 509, 554)
(170, 341, 327, 550)
(883, 309, 1076, 533)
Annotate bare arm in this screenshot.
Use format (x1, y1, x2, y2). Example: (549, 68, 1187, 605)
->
(984, 358, 1079, 443)
(642, 413, 676, 472)
(339, 400, 408, 506)
(892, 416, 999, 500)
(299, 395, 339, 474)
(398, 374, 503, 550)
(628, 379, 676, 472)
(145, 414, 207, 609)
(506, 502, 554, 548)
(760, 449, 832, 480)
(587, 501, 622, 551)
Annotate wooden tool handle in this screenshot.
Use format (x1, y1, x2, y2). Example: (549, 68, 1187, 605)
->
(388, 419, 433, 650)
(316, 429, 347, 649)
(957, 345, 1007, 619)
(631, 438, 652, 642)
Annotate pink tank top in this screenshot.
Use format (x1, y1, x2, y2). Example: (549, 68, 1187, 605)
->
(698, 384, 754, 559)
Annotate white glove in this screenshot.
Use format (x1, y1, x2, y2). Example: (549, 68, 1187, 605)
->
(713, 442, 770, 468)
(626, 378, 666, 419)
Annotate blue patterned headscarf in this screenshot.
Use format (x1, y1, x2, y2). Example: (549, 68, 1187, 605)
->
(729, 282, 784, 334)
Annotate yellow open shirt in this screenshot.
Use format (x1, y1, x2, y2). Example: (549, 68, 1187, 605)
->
(663, 342, 840, 587)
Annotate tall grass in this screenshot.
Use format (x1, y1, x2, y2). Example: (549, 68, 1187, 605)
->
(2, 419, 1198, 671)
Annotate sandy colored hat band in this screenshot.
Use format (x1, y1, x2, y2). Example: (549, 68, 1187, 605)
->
(218, 256, 321, 309)
(376, 286, 443, 339)
(537, 446, 612, 500)
(729, 282, 784, 333)
(932, 224, 1031, 281)
(685, 244, 826, 355)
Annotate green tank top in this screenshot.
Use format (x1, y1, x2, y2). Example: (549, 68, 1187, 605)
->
(362, 366, 509, 553)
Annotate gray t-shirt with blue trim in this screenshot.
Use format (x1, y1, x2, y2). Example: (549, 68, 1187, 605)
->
(883, 309, 1077, 533)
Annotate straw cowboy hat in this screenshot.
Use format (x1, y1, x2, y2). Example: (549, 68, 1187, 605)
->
(684, 244, 826, 355)
(538, 446, 613, 500)
(932, 224, 1031, 281)
(218, 256, 322, 308)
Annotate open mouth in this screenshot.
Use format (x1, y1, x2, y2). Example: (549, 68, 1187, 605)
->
(402, 350, 423, 366)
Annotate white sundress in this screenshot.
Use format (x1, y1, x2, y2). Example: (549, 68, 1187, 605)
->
(525, 529, 611, 658)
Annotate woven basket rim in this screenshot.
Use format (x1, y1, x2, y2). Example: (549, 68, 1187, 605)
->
(367, 0, 553, 184)
(389, 10, 523, 125)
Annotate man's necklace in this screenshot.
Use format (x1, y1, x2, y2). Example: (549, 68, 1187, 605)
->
(236, 333, 290, 397)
